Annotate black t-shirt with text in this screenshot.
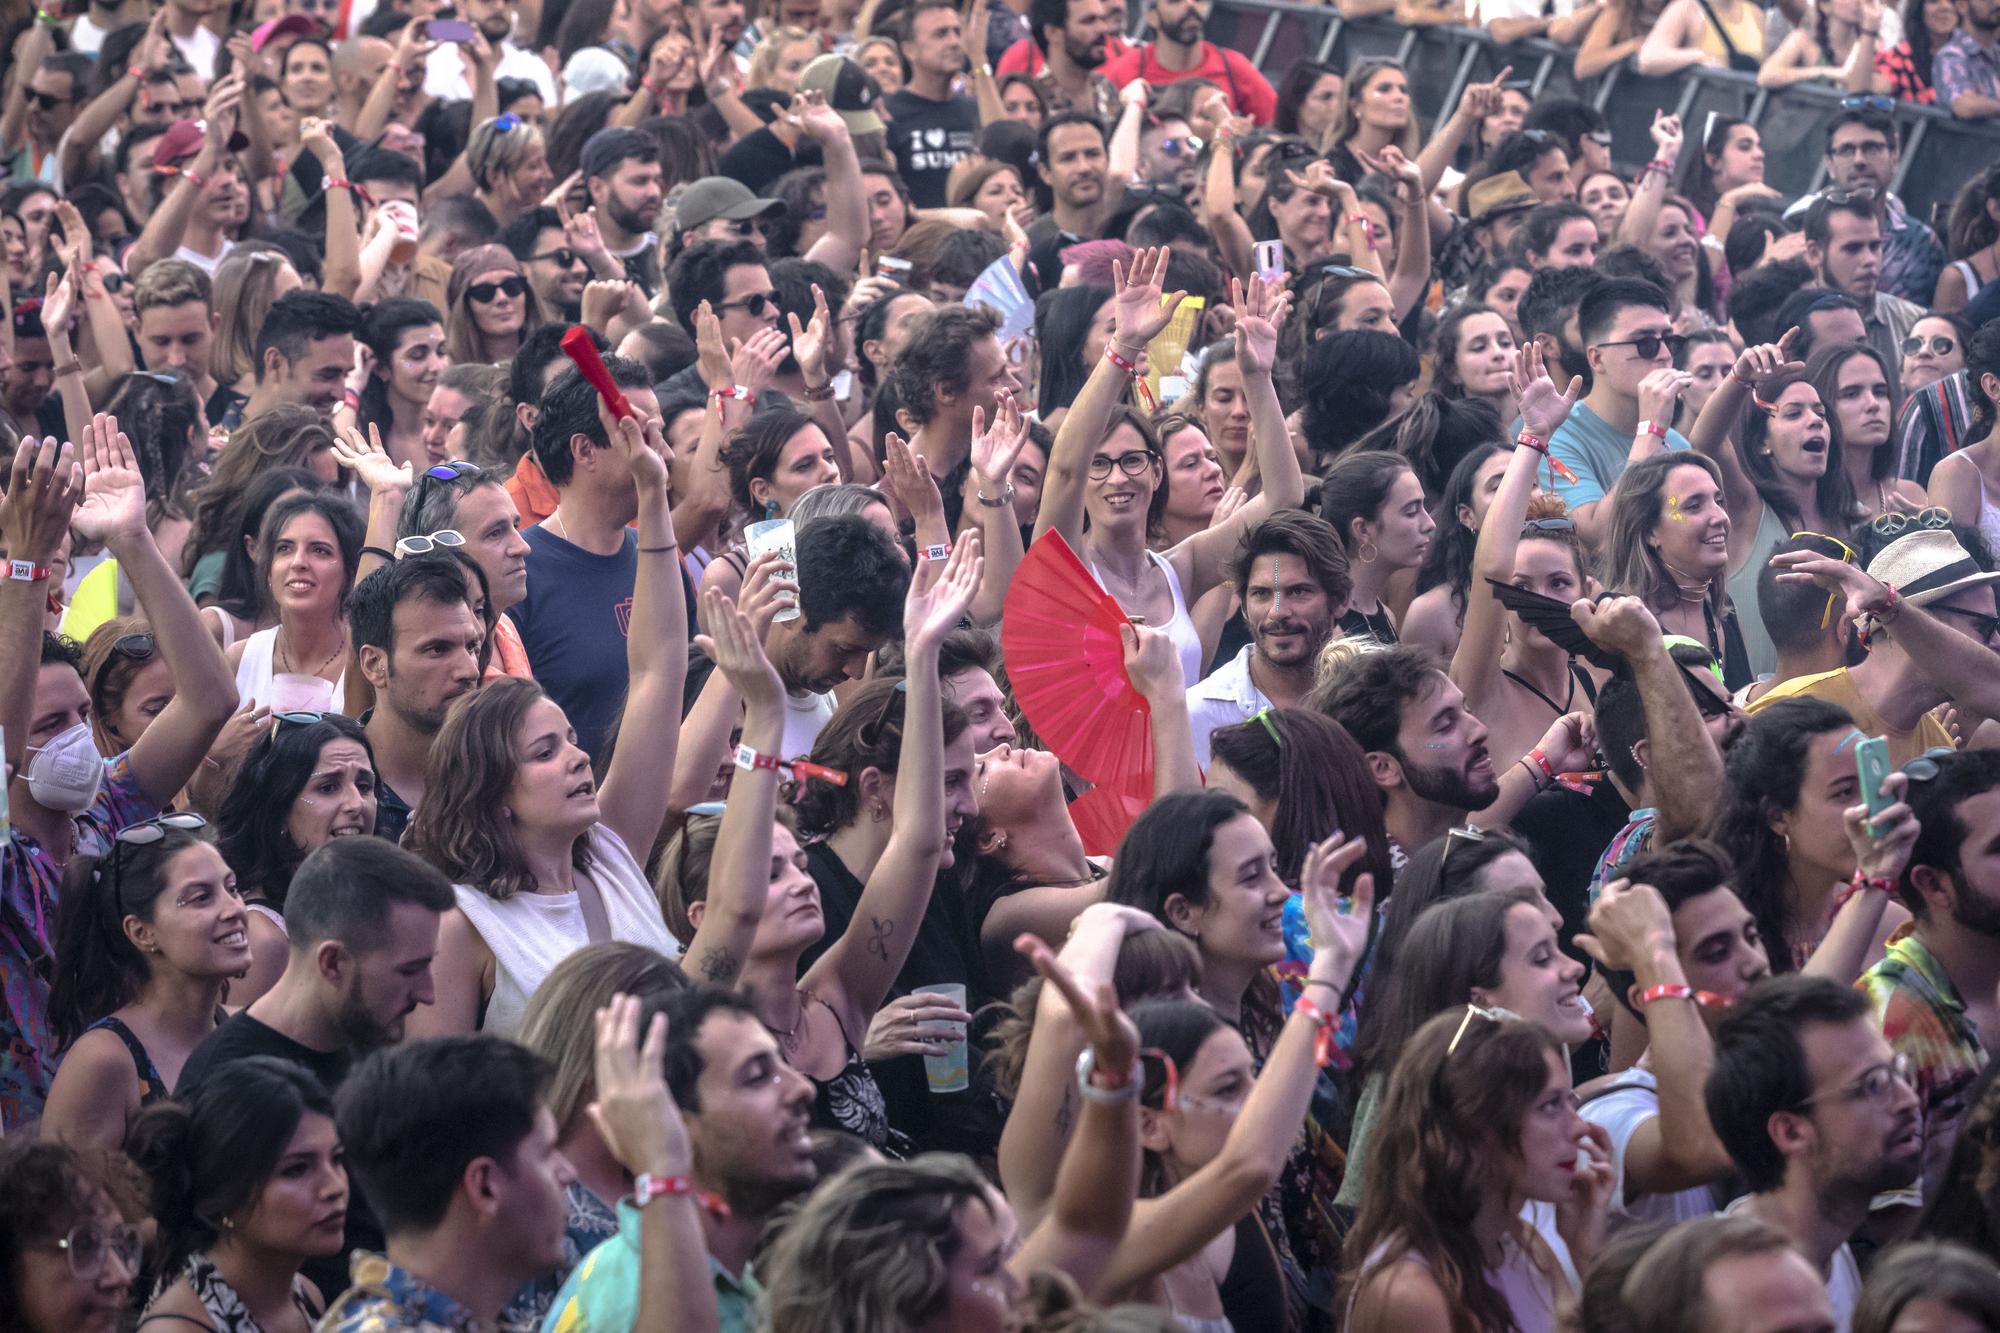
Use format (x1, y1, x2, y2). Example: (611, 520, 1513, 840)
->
(882, 90, 979, 208)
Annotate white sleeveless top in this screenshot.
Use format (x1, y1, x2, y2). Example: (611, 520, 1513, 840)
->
(451, 824, 685, 1038)
(1972, 467, 2000, 558)
(1090, 549, 1206, 686)
(234, 625, 347, 711)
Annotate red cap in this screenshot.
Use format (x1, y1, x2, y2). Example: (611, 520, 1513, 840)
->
(252, 15, 318, 50)
(151, 119, 205, 170)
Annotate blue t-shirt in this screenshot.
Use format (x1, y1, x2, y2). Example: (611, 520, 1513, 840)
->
(508, 527, 641, 763)
(1548, 403, 1690, 510)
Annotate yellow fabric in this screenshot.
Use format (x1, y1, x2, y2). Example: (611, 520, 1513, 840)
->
(1746, 666, 1953, 765)
(1694, 0, 1767, 63)
(60, 558, 119, 642)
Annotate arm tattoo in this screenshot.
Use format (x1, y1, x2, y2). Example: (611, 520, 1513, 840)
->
(698, 948, 738, 983)
(866, 916, 895, 962)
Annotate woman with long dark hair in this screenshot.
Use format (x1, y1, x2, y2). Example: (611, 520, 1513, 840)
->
(1931, 322, 2000, 544)
(128, 1057, 345, 1332)
(1033, 284, 1116, 427)
(1318, 451, 1435, 645)
(225, 492, 362, 713)
(1811, 340, 1928, 518)
(1601, 451, 1753, 690)
(1296, 330, 1421, 469)
(354, 298, 447, 469)
(1874, 0, 1956, 102)
(1271, 61, 1342, 150)
(444, 244, 544, 366)
(1404, 443, 1511, 659)
(1343, 1005, 1615, 1332)
(40, 817, 248, 1150)
(216, 714, 378, 1005)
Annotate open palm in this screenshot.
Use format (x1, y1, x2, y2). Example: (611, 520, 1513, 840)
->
(71, 414, 147, 547)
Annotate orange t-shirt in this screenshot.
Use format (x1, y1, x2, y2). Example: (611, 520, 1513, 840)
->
(505, 453, 561, 530)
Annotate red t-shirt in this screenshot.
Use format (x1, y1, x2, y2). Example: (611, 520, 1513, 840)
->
(1098, 41, 1277, 124)
(995, 34, 1131, 77)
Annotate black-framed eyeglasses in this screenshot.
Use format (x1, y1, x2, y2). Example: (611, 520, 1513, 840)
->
(468, 276, 526, 303)
(717, 290, 775, 316)
(1902, 745, 1959, 782)
(1902, 334, 1956, 357)
(395, 529, 466, 557)
(1520, 517, 1574, 536)
(1797, 1051, 1914, 1109)
(1933, 604, 2000, 644)
(1087, 450, 1159, 480)
(1829, 140, 1891, 160)
(531, 247, 584, 269)
(1595, 332, 1684, 361)
(42, 1222, 142, 1279)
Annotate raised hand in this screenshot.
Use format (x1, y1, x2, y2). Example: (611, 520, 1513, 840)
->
(1636, 367, 1691, 426)
(739, 548, 800, 636)
(880, 431, 945, 528)
(1283, 158, 1348, 201)
(1016, 931, 1140, 1081)
(904, 530, 983, 653)
(2, 438, 81, 567)
(39, 267, 76, 343)
(969, 392, 1030, 493)
(1769, 548, 1891, 625)
(1509, 340, 1583, 440)
(1536, 711, 1598, 774)
(332, 421, 413, 495)
(1231, 272, 1289, 376)
(599, 398, 670, 495)
(204, 71, 245, 147)
(1119, 620, 1185, 703)
(559, 197, 612, 267)
(787, 283, 833, 385)
(1733, 327, 1805, 386)
(1109, 246, 1188, 350)
(699, 26, 735, 99)
(1457, 65, 1514, 122)
(1353, 143, 1424, 204)
(1298, 833, 1377, 984)
(1845, 769, 1919, 880)
(51, 200, 91, 270)
(72, 414, 149, 550)
(1555, 1120, 1617, 1269)
(695, 586, 783, 712)
(587, 994, 691, 1178)
(1649, 109, 1684, 163)
(1207, 485, 1248, 528)
(732, 326, 789, 399)
(1572, 877, 1676, 974)
(791, 89, 848, 144)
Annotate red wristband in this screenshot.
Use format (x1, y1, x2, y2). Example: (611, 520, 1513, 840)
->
(181, 167, 208, 189)
(733, 744, 782, 773)
(1515, 431, 1547, 455)
(1637, 983, 1733, 1010)
(631, 1172, 731, 1218)
(1294, 994, 1337, 1069)
(711, 385, 752, 402)
(1525, 747, 1556, 783)
(1104, 343, 1140, 376)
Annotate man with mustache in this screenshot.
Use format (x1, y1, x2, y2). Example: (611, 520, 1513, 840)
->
(1705, 975, 1923, 1330)
(1028, 0, 1120, 120)
(1099, 0, 1276, 121)
(1861, 749, 2000, 1208)
(1802, 191, 1924, 374)
(1314, 642, 1596, 852)
(1187, 510, 1349, 768)
(176, 836, 455, 1297)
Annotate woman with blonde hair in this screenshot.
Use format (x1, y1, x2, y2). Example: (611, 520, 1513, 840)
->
(211, 246, 304, 396)
(506, 941, 688, 1329)
(444, 244, 544, 366)
(79, 617, 174, 757)
(748, 25, 820, 93)
(467, 114, 558, 224)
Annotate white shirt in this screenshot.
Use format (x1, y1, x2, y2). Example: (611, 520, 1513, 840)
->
(783, 688, 837, 762)
(1721, 1194, 1862, 1333)
(421, 41, 559, 105)
(1472, 0, 1580, 24)
(171, 25, 219, 81)
(1187, 645, 1270, 770)
(1582, 1067, 1729, 1229)
(172, 238, 235, 276)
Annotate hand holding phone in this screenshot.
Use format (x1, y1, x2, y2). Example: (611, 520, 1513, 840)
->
(426, 18, 476, 41)
(1855, 734, 1892, 837)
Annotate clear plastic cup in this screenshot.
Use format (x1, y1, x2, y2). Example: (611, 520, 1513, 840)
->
(920, 983, 969, 1094)
(269, 674, 336, 713)
(745, 518, 799, 622)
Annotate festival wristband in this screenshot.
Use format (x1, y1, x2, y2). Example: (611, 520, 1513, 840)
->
(631, 1173, 730, 1219)
(1635, 419, 1668, 440)
(922, 543, 951, 562)
(1636, 983, 1733, 1009)
(733, 745, 782, 773)
(1293, 994, 1337, 1069)
(1104, 343, 1141, 376)
(1524, 747, 1556, 785)
(803, 380, 837, 402)
(1832, 869, 1897, 918)
(7, 560, 51, 582)
(711, 385, 752, 402)
(976, 482, 1015, 508)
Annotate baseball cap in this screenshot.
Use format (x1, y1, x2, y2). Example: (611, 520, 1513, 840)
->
(563, 46, 632, 100)
(673, 176, 785, 235)
(252, 15, 318, 50)
(799, 54, 885, 137)
(579, 126, 655, 181)
(151, 120, 206, 170)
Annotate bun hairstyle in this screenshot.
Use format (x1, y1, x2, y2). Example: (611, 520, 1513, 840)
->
(126, 1056, 336, 1280)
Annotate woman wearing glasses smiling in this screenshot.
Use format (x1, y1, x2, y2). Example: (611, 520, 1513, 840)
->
(40, 815, 249, 1152)
(0, 1136, 148, 1333)
(444, 243, 544, 367)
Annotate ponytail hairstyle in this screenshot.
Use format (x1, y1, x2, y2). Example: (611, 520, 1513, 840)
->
(48, 822, 212, 1051)
(988, 931, 1202, 1099)
(1206, 708, 1393, 891)
(126, 1056, 336, 1280)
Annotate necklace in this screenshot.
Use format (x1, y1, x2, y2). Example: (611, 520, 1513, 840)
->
(278, 625, 347, 678)
(548, 506, 570, 541)
(766, 989, 811, 1054)
(1660, 557, 1712, 604)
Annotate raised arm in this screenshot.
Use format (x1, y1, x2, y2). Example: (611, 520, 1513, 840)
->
(1124, 623, 1203, 795)
(667, 555, 795, 812)
(1098, 840, 1374, 1296)
(1454, 346, 1583, 715)
(963, 394, 1031, 626)
(1034, 247, 1187, 549)
(358, 24, 435, 142)
(330, 423, 415, 594)
(1356, 144, 1434, 322)
(74, 415, 237, 804)
(0, 22, 53, 159)
(1689, 332, 1803, 526)
(1802, 777, 1914, 982)
(787, 283, 852, 476)
(1199, 126, 1255, 282)
(62, 16, 171, 187)
(38, 270, 91, 450)
(1575, 879, 1734, 1196)
(1571, 595, 1722, 842)
(1842, 0, 1888, 91)
(1615, 112, 1681, 249)
(303, 120, 363, 303)
(1011, 935, 1143, 1298)
(596, 405, 691, 859)
(805, 535, 985, 1018)
(54, 209, 133, 398)
(1171, 273, 1298, 601)
(0, 438, 82, 782)
(1108, 79, 1148, 186)
(797, 94, 869, 276)
(998, 904, 1159, 1228)
(127, 73, 244, 279)
(678, 589, 786, 988)
(1417, 67, 1510, 198)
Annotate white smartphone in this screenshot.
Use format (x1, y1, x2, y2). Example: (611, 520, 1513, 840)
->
(1253, 240, 1284, 283)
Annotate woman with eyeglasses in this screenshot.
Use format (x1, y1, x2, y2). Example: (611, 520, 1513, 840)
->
(215, 714, 378, 1005)
(467, 114, 558, 225)
(354, 298, 448, 471)
(1343, 1003, 1615, 1333)
(1712, 697, 1913, 975)
(1075, 847, 1370, 1332)
(128, 1056, 346, 1333)
(444, 244, 544, 366)
(1928, 324, 2000, 547)
(1900, 314, 1972, 394)
(1808, 341, 1930, 520)
(40, 815, 249, 1152)
(0, 1136, 148, 1333)
(79, 619, 173, 758)
(224, 492, 361, 714)
(1037, 252, 1303, 689)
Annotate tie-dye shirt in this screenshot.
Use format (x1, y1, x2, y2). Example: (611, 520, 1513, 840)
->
(0, 752, 155, 1132)
(1859, 925, 1987, 1208)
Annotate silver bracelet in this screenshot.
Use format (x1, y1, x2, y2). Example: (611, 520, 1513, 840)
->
(975, 482, 1016, 508)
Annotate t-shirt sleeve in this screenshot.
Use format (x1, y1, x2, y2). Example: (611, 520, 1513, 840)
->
(1548, 427, 1607, 509)
(996, 36, 1038, 75)
(1581, 1083, 1660, 1217)
(1228, 52, 1278, 124)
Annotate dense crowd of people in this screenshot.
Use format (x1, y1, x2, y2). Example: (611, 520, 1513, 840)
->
(9, 0, 2000, 1327)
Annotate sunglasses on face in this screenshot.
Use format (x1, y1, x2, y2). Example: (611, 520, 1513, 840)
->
(468, 276, 527, 303)
(23, 89, 70, 110)
(531, 247, 584, 269)
(718, 290, 776, 317)
(1903, 334, 1956, 357)
(1088, 451, 1159, 479)
(1157, 136, 1204, 157)
(1596, 332, 1685, 361)
(1822, 186, 1879, 207)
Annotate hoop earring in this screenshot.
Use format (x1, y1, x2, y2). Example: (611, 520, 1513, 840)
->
(1357, 540, 1379, 564)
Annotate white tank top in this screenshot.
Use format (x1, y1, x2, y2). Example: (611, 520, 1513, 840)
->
(451, 825, 685, 1038)
(234, 625, 347, 712)
(1090, 549, 1207, 687)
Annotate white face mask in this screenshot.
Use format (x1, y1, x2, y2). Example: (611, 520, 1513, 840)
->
(23, 723, 103, 814)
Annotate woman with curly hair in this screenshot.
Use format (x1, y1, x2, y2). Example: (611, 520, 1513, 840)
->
(0, 1136, 148, 1333)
